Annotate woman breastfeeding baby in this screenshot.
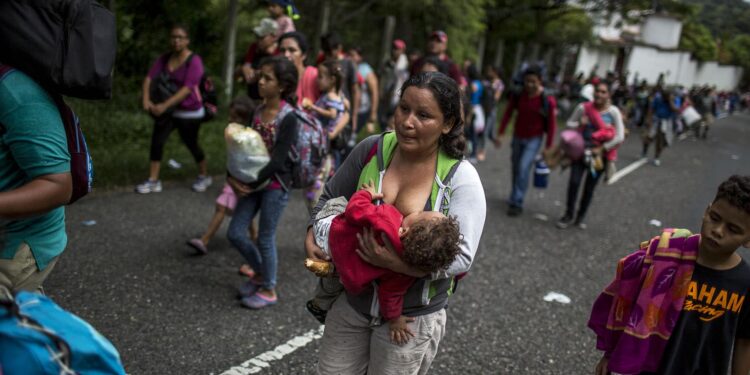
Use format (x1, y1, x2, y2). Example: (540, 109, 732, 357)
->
(304, 72, 486, 374)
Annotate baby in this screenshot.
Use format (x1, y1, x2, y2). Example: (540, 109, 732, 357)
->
(305, 181, 461, 345)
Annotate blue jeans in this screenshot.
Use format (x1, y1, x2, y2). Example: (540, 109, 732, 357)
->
(227, 188, 289, 290)
(509, 136, 543, 208)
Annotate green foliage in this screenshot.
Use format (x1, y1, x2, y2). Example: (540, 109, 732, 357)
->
(679, 21, 717, 62)
(542, 8, 594, 45)
(727, 35, 750, 67)
(683, 0, 750, 40)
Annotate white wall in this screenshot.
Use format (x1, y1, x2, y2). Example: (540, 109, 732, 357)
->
(641, 15, 682, 49)
(626, 46, 742, 90)
(695, 62, 744, 90)
(575, 45, 617, 77)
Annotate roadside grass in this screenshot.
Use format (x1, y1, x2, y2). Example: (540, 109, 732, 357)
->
(68, 90, 228, 190)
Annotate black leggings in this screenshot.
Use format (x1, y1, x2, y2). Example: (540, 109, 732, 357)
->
(149, 116, 205, 163)
(565, 159, 607, 221)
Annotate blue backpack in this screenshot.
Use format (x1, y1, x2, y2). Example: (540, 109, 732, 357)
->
(0, 289, 126, 375)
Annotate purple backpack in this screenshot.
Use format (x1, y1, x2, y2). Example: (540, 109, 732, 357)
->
(277, 103, 328, 189)
(0, 65, 93, 204)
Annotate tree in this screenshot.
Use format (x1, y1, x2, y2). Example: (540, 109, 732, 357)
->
(679, 20, 717, 62)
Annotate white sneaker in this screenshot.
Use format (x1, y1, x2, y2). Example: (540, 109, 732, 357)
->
(135, 179, 162, 194)
(192, 175, 213, 192)
(653, 159, 661, 167)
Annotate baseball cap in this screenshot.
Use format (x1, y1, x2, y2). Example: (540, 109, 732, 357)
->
(392, 39, 406, 50)
(430, 30, 448, 43)
(254, 18, 279, 38)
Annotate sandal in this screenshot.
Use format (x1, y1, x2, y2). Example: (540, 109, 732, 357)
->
(237, 279, 262, 298)
(305, 300, 327, 324)
(241, 292, 278, 309)
(187, 238, 208, 255)
(238, 264, 256, 278)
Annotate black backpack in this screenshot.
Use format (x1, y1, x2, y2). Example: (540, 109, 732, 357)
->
(0, 0, 117, 100)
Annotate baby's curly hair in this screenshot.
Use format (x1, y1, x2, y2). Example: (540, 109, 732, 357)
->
(714, 175, 750, 215)
(401, 216, 461, 273)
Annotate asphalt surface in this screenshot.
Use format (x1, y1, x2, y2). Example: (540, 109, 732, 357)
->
(46, 113, 750, 375)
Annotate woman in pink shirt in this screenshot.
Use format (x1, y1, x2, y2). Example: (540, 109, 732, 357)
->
(277, 32, 319, 108)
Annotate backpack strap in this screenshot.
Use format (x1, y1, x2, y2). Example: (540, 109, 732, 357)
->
(376, 132, 386, 172)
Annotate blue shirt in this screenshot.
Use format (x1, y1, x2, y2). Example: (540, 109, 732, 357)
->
(0, 70, 70, 270)
(653, 93, 674, 120)
(470, 80, 484, 106)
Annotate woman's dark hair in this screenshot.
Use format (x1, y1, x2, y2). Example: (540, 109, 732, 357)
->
(230, 95, 255, 124)
(399, 72, 466, 159)
(715, 175, 750, 215)
(422, 56, 449, 75)
(319, 59, 343, 92)
(258, 56, 299, 105)
(466, 63, 481, 81)
(278, 31, 309, 55)
(171, 24, 190, 38)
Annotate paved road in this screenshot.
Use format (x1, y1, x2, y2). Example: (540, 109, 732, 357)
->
(47, 113, 749, 374)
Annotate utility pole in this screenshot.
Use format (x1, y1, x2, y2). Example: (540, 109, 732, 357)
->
(222, 0, 239, 104)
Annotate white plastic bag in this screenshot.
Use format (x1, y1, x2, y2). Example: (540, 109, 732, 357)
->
(225, 123, 270, 184)
(681, 106, 701, 126)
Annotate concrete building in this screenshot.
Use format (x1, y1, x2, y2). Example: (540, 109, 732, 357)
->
(575, 13, 743, 90)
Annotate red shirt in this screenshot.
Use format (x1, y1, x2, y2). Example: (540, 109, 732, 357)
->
(330, 190, 416, 321)
(498, 92, 557, 148)
(243, 43, 278, 68)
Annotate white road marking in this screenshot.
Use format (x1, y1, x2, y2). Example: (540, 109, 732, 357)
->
(607, 158, 649, 185)
(218, 325, 325, 375)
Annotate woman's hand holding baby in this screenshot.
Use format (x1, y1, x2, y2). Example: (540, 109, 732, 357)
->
(356, 228, 428, 278)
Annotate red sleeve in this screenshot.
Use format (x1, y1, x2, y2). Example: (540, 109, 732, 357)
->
(545, 96, 557, 149)
(343, 190, 379, 226)
(498, 95, 517, 136)
(243, 44, 257, 65)
(344, 191, 404, 253)
(377, 273, 417, 321)
(448, 63, 466, 87)
(356, 72, 364, 85)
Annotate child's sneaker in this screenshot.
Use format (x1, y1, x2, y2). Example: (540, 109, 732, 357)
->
(135, 179, 162, 194)
(192, 175, 213, 192)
